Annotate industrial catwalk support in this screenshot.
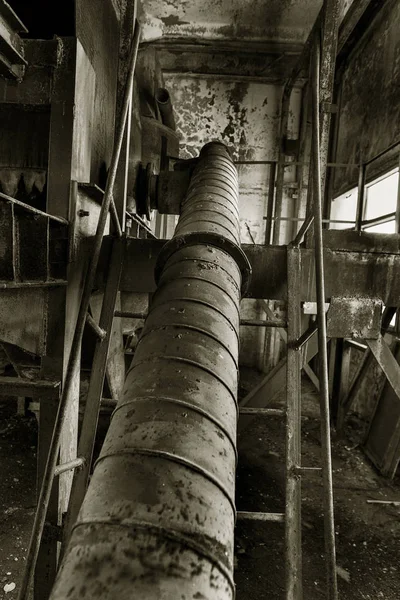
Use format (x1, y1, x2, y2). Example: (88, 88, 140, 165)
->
(50, 142, 250, 600)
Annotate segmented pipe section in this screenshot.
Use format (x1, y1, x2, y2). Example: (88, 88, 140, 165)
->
(50, 142, 250, 600)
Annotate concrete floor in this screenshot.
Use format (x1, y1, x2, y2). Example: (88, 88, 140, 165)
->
(236, 370, 400, 599)
(0, 372, 399, 599)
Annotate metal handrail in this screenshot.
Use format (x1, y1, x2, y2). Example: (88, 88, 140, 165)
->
(0, 191, 68, 224)
(17, 20, 141, 600)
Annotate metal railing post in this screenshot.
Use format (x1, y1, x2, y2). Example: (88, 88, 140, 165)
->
(311, 37, 339, 600)
(285, 243, 303, 600)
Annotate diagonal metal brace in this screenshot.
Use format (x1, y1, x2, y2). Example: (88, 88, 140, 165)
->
(366, 335, 400, 401)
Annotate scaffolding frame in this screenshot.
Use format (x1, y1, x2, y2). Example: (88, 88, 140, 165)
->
(280, 2, 341, 598)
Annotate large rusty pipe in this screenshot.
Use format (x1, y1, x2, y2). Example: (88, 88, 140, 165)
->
(50, 142, 250, 600)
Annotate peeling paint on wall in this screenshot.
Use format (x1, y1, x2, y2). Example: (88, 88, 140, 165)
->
(165, 75, 282, 160)
(165, 74, 302, 366)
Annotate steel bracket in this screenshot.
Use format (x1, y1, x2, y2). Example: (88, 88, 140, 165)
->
(321, 101, 338, 113)
(327, 297, 382, 339)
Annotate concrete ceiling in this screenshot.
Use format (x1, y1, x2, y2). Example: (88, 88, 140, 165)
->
(138, 0, 356, 82)
(139, 0, 353, 44)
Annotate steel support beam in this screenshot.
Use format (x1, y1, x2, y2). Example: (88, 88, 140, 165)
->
(103, 234, 400, 304)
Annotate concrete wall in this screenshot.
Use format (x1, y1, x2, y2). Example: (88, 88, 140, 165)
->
(75, 0, 120, 185)
(334, 0, 400, 195)
(165, 75, 302, 367)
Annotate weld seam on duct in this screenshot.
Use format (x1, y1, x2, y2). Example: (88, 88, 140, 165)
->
(139, 298, 241, 345)
(177, 207, 240, 232)
(126, 356, 237, 404)
(185, 183, 240, 201)
(64, 520, 234, 587)
(156, 270, 242, 308)
(137, 324, 240, 367)
(50, 142, 251, 600)
(109, 396, 238, 457)
(121, 366, 239, 428)
(186, 185, 239, 206)
(184, 191, 240, 215)
(93, 448, 237, 513)
(127, 345, 240, 395)
(138, 294, 241, 341)
(189, 175, 239, 191)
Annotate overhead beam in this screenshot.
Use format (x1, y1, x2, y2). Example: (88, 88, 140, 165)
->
(97, 232, 400, 304)
(0, 376, 60, 399)
(147, 39, 305, 82)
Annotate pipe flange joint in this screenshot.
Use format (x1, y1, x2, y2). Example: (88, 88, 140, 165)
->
(154, 232, 252, 295)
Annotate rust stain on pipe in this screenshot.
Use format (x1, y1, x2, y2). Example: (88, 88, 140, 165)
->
(50, 142, 250, 600)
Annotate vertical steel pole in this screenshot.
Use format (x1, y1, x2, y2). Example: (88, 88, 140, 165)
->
(396, 153, 400, 233)
(319, 0, 341, 200)
(355, 163, 367, 232)
(285, 244, 303, 600)
(265, 161, 277, 244)
(311, 39, 339, 600)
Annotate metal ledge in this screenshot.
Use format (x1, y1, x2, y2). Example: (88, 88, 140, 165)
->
(96, 232, 400, 304)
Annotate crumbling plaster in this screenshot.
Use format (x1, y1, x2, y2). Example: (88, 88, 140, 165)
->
(165, 74, 302, 366)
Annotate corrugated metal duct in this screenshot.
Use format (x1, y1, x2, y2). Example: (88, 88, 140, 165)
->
(50, 141, 251, 600)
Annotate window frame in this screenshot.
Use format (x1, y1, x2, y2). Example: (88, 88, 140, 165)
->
(360, 167, 399, 233)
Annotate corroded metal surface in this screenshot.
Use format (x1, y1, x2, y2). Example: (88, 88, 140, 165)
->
(326, 296, 382, 339)
(102, 234, 400, 306)
(140, 0, 323, 44)
(334, 0, 400, 194)
(51, 143, 248, 599)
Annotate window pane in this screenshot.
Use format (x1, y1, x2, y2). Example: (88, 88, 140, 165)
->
(330, 187, 357, 229)
(363, 220, 396, 234)
(364, 170, 399, 221)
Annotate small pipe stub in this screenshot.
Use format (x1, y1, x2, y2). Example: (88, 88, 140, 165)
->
(155, 87, 176, 130)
